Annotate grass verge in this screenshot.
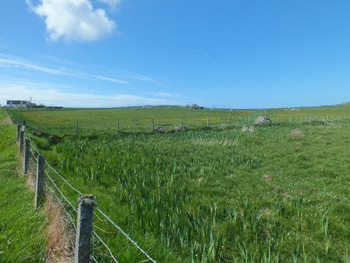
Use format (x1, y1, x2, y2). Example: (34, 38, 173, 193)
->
(0, 111, 47, 263)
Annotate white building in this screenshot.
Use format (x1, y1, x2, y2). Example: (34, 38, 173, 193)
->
(6, 100, 31, 108)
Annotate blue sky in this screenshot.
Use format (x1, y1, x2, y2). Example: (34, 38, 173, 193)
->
(0, 0, 350, 108)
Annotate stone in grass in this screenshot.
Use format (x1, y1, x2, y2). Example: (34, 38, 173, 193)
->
(255, 116, 272, 124)
(174, 126, 186, 130)
(155, 126, 164, 130)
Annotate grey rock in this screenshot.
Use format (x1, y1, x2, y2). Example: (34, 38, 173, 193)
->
(255, 116, 272, 124)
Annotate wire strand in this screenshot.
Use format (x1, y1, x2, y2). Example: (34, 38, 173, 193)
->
(96, 207, 156, 263)
(45, 161, 82, 195)
(30, 142, 40, 155)
(30, 149, 38, 162)
(91, 256, 99, 263)
(45, 181, 77, 231)
(45, 171, 78, 213)
(93, 231, 119, 263)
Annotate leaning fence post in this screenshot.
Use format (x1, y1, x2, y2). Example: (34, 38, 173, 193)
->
(19, 131, 24, 153)
(35, 155, 45, 209)
(24, 139, 30, 174)
(74, 195, 96, 263)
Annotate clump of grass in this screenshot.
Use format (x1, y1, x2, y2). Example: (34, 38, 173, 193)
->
(44, 195, 74, 263)
(289, 128, 304, 139)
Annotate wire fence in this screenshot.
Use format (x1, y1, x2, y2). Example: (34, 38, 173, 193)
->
(23, 131, 157, 263)
(11, 111, 350, 138)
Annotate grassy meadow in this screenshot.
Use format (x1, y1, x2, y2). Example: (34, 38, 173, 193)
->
(6, 104, 350, 262)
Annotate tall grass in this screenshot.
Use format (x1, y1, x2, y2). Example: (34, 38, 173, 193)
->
(23, 120, 350, 262)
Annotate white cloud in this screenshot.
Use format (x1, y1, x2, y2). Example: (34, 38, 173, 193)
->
(27, 0, 116, 42)
(0, 82, 180, 108)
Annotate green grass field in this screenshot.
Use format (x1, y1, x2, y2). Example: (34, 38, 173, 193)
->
(7, 105, 350, 262)
(8, 106, 256, 135)
(0, 109, 47, 263)
(8, 104, 350, 136)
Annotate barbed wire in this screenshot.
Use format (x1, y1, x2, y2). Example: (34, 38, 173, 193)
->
(30, 149, 38, 162)
(30, 142, 40, 156)
(95, 207, 156, 263)
(45, 171, 78, 214)
(91, 256, 100, 263)
(93, 231, 119, 263)
(45, 161, 82, 195)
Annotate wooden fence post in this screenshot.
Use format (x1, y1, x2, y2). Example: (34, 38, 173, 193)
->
(151, 118, 154, 130)
(207, 117, 209, 127)
(117, 119, 120, 132)
(35, 155, 45, 209)
(74, 195, 96, 263)
(16, 125, 20, 142)
(76, 121, 79, 136)
(181, 118, 183, 128)
(19, 131, 24, 153)
(24, 139, 30, 174)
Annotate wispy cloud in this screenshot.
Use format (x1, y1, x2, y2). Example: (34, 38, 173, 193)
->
(131, 73, 157, 83)
(96, 75, 127, 84)
(0, 54, 128, 84)
(0, 56, 62, 75)
(26, 0, 116, 42)
(0, 80, 181, 107)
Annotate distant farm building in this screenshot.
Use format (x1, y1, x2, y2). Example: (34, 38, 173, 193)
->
(6, 100, 31, 108)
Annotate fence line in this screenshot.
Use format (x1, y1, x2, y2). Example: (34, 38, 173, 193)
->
(21, 128, 156, 263)
(11, 114, 350, 138)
